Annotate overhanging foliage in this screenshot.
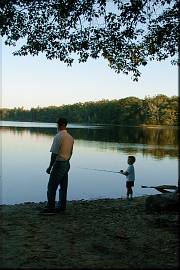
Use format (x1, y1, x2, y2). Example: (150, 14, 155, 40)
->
(0, 0, 179, 80)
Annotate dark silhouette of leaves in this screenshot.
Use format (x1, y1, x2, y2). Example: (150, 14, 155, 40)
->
(0, 0, 178, 80)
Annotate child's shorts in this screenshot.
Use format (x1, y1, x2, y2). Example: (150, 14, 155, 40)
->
(126, 181, 134, 188)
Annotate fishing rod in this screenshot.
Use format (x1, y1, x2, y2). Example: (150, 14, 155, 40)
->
(78, 167, 121, 174)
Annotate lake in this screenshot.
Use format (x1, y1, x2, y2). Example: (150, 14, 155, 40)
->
(0, 121, 178, 205)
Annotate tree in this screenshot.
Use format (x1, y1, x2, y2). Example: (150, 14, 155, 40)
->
(0, 0, 179, 80)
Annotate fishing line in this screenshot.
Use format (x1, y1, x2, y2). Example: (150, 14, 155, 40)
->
(78, 167, 121, 174)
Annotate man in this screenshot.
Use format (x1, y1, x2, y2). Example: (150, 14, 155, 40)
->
(41, 117, 74, 214)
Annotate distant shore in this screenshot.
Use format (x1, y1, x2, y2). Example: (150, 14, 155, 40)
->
(1, 95, 178, 127)
(0, 120, 178, 128)
(0, 196, 178, 269)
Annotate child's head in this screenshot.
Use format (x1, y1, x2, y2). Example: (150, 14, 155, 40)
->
(128, 156, 136, 165)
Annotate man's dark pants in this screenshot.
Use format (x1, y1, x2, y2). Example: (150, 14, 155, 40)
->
(47, 160, 70, 209)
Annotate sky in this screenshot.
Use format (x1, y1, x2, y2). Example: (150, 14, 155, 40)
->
(1, 39, 178, 110)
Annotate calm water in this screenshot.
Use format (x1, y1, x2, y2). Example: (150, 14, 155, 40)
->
(0, 121, 178, 205)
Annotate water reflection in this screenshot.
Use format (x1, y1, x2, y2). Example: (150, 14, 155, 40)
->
(0, 125, 178, 159)
(0, 123, 178, 204)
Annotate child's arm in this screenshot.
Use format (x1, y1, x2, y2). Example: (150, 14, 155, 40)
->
(120, 170, 128, 176)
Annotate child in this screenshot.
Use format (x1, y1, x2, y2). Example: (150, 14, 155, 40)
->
(120, 156, 136, 200)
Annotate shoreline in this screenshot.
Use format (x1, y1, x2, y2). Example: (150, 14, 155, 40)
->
(1, 120, 178, 128)
(0, 195, 151, 206)
(1, 196, 178, 269)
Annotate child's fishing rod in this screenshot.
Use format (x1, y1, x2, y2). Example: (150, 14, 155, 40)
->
(78, 167, 121, 174)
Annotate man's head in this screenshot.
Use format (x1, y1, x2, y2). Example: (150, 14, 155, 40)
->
(57, 117, 68, 130)
(127, 156, 136, 165)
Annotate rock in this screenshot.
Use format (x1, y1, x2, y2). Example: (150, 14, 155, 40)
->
(145, 192, 179, 212)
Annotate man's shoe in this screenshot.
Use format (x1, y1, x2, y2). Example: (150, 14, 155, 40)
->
(39, 207, 56, 215)
(55, 208, 66, 213)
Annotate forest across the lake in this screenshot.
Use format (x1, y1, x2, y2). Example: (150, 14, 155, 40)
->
(1, 95, 178, 126)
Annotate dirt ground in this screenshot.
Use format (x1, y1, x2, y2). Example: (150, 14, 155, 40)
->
(0, 196, 179, 269)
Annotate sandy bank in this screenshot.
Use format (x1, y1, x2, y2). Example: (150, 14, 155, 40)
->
(0, 197, 178, 269)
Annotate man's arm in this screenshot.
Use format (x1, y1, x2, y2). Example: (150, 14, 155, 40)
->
(46, 153, 58, 174)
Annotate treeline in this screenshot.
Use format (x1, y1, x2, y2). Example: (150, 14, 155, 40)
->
(0, 95, 179, 126)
